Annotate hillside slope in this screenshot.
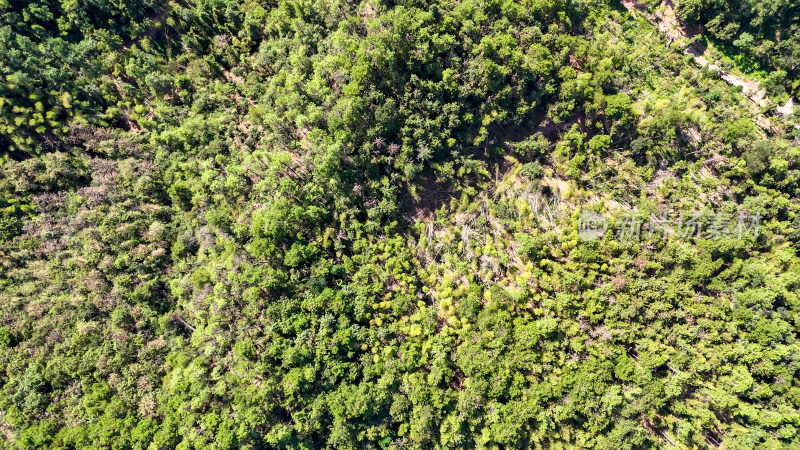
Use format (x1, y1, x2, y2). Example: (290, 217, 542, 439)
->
(1, 0, 800, 448)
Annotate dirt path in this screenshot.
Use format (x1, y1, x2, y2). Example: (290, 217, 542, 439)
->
(621, 0, 780, 132)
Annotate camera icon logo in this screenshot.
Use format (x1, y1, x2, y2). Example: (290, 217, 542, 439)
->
(578, 211, 608, 241)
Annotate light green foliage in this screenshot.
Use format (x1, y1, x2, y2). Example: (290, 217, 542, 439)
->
(0, 0, 799, 449)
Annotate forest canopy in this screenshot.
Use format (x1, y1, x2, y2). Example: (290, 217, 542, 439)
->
(1, 0, 800, 448)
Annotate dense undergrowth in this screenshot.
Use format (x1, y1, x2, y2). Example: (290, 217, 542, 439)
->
(1, 0, 800, 448)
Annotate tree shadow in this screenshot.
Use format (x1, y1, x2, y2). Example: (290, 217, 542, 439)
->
(398, 107, 587, 224)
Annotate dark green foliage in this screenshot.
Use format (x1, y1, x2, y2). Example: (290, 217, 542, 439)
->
(0, 0, 799, 448)
(744, 140, 773, 176)
(677, 0, 800, 96)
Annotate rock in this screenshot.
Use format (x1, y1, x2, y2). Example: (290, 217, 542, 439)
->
(777, 98, 797, 117)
